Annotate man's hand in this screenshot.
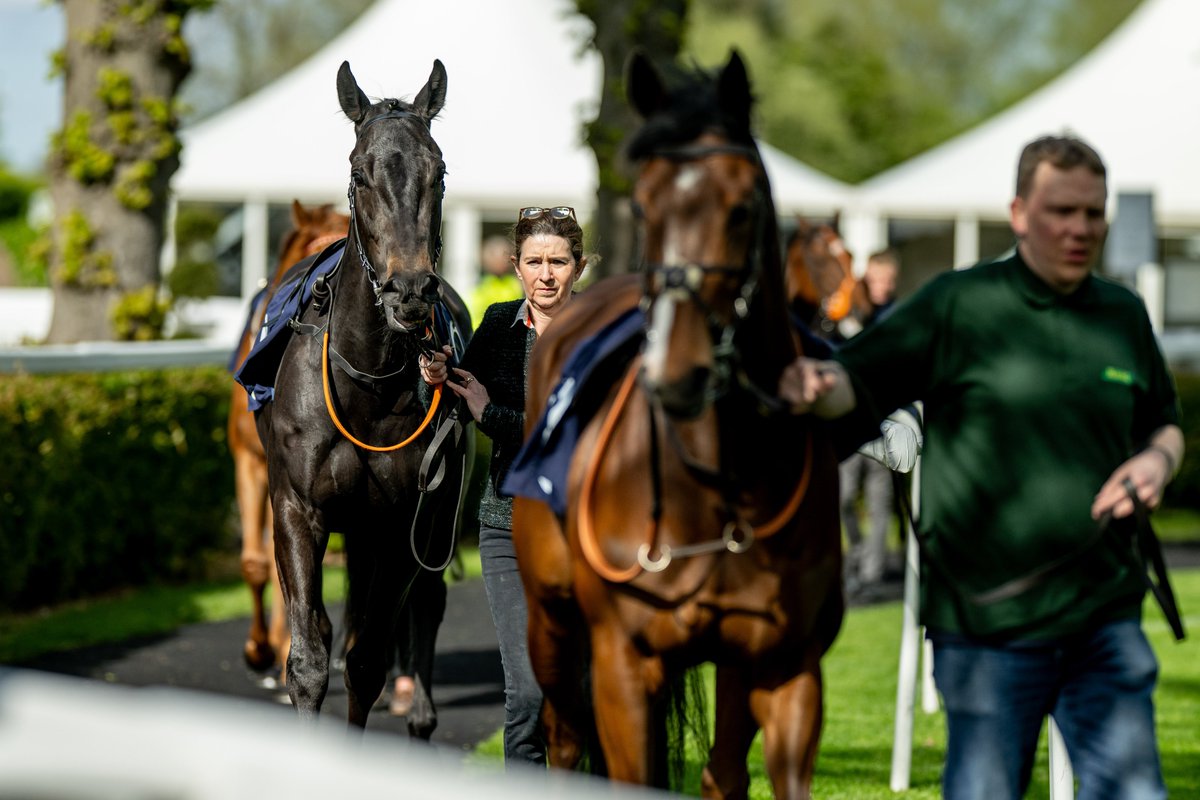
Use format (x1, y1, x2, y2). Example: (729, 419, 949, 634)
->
(779, 358, 856, 418)
(1092, 426, 1184, 520)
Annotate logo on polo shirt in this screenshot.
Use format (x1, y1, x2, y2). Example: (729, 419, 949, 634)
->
(1102, 366, 1134, 386)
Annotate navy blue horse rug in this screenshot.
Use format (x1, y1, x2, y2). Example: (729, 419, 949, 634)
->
(233, 239, 463, 411)
(502, 306, 645, 515)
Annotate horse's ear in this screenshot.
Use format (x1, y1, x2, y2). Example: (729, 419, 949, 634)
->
(337, 61, 371, 124)
(717, 50, 753, 130)
(413, 59, 447, 121)
(626, 50, 665, 119)
(291, 199, 306, 227)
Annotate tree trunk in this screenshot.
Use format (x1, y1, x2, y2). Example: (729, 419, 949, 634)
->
(46, 0, 202, 343)
(577, 0, 688, 280)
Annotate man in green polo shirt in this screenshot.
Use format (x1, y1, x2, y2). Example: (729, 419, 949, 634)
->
(781, 135, 1183, 800)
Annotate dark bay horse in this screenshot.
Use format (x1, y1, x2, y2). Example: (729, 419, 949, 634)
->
(229, 200, 349, 677)
(513, 52, 843, 797)
(784, 218, 868, 339)
(254, 60, 469, 736)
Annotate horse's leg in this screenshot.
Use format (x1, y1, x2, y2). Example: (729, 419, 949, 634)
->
(235, 448, 273, 670)
(401, 566, 446, 739)
(273, 493, 332, 719)
(527, 593, 592, 770)
(589, 622, 663, 786)
(514, 498, 595, 771)
(340, 544, 392, 729)
(701, 665, 758, 800)
(263, 501, 291, 682)
(749, 649, 824, 800)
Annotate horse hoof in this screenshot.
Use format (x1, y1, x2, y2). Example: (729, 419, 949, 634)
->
(243, 639, 275, 671)
(389, 676, 415, 717)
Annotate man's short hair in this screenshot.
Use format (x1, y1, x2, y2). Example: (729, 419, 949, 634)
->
(1015, 135, 1106, 198)
(866, 249, 900, 272)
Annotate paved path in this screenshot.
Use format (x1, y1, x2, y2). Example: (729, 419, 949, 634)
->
(20, 578, 505, 754)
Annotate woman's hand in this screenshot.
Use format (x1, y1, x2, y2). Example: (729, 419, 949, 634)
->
(445, 367, 490, 422)
(419, 345, 453, 385)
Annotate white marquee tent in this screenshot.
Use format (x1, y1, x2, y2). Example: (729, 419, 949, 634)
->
(171, 0, 852, 299)
(842, 0, 1200, 274)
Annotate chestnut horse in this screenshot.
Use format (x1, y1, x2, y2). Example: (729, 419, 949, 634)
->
(253, 60, 469, 736)
(513, 52, 843, 798)
(784, 219, 867, 340)
(228, 200, 348, 677)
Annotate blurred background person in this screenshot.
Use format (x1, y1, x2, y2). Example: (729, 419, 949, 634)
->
(840, 249, 903, 596)
(466, 234, 519, 327)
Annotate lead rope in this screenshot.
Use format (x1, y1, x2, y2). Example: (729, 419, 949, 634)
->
(321, 330, 442, 451)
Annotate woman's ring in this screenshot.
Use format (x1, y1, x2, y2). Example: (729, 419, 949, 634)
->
(464, 376, 473, 384)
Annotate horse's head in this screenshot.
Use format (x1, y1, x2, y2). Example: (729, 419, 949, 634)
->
(784, 219, 858, 330)
(626, 51, 784, 418)
(337, 60, 447, 334)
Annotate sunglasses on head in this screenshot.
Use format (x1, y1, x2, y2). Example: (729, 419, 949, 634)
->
(519, 206, 576, 222)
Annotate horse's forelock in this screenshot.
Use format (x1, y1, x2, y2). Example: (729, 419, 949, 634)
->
(626, 64, 753, 161)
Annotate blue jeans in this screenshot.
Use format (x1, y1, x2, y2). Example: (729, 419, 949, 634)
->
(479, 524, 546, 767)
(930, 619, 1166, 800)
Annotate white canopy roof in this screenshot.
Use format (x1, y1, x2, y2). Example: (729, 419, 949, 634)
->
(856, 0, 1200, 227)
(172, 0, 851, 216)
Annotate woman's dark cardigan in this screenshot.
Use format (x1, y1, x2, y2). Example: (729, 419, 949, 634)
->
(460, 299, 535, 529)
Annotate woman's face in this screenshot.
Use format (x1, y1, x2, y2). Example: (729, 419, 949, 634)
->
(514, 234, 585, 317)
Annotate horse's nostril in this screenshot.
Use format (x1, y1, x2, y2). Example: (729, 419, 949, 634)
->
(420, 273, 441, 302)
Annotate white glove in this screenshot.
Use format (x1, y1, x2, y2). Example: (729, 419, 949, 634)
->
(858, 406, 923, 472)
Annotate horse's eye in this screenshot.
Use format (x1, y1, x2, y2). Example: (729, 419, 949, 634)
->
(351, 169, 366, 188)
(727, 203, 750, 228)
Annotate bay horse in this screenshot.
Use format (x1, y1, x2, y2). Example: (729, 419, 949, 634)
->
(784, 218, 867, 340)
(512, 52, 844, 797)
(253, 60, 469, 736)
(228, 200, 349, 677)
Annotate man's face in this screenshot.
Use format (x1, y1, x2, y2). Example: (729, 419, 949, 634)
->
(1010, 162, 1108, 294)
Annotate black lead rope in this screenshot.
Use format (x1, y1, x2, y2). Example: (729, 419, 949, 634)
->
(894, 472, 1185, 642)
(1115, 478, 1186, 641)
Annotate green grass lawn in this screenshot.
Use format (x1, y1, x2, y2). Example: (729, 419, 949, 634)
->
(473, 568, 1200, 799)
(0, 547, 482, 664)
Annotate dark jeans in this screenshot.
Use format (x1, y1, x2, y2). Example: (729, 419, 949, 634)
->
(930, 619, 1166, 800)
(479, 524, 546, 767)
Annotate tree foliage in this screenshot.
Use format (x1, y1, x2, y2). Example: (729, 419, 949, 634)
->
(178, 0, 372, 122)
(684, 0, 1142, 182)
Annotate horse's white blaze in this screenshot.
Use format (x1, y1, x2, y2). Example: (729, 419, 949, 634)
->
(643, 293, 678, 384)
(675, 165, 703, 194)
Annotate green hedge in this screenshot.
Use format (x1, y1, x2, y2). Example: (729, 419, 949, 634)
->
(0, 364, 1196, 613)
(0, 366, 235, 611)
(1168, 370, 1200, 509)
